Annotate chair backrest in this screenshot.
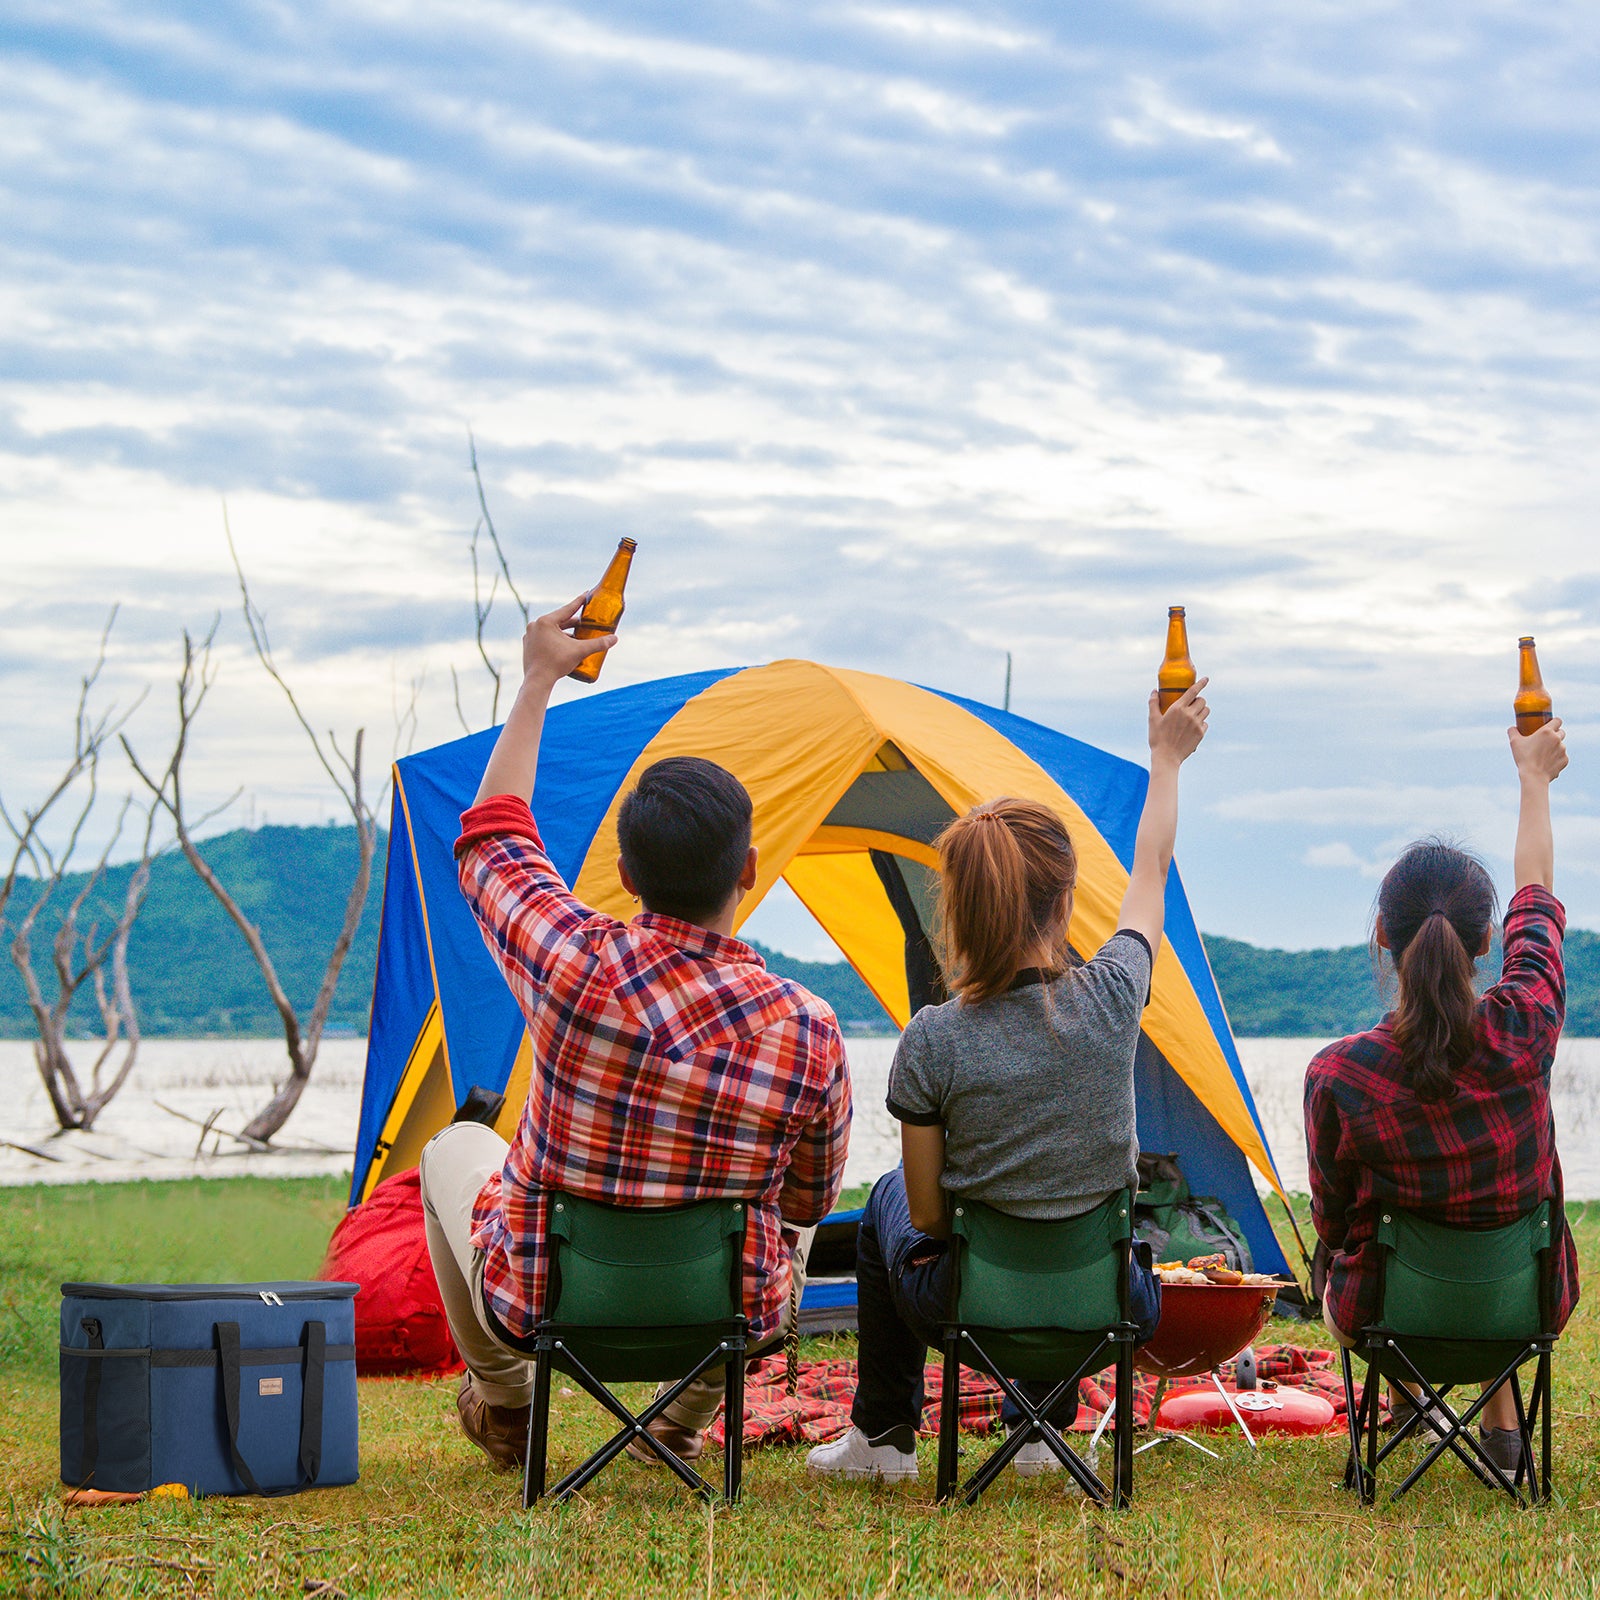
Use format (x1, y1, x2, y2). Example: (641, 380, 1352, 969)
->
(952, 1190, 1131, 1333)
(1376, 1202, 1550, 1343)
(546, 1194, 744, 1330)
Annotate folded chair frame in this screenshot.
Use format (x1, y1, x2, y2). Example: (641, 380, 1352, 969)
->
(1341, 1334, 1553, 1507)
(524, 1325, 746, 1506)
(518, 1193, 750, 1508)
(937, 1324, 1136, 1507)
(935, 1191, 1140, 1510)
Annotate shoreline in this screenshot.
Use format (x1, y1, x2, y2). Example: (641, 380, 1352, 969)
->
(6, 1036, 1598, 1200)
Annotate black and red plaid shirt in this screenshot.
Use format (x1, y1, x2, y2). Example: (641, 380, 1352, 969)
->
(1305, 884, 1579, 1338)
(456, 795, 852, 1344)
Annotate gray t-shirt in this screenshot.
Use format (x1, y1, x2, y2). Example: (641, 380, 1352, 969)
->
(886, 931, 1152, 1219)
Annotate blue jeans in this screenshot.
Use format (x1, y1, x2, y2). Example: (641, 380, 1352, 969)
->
(849, 1169, 1162, 1445)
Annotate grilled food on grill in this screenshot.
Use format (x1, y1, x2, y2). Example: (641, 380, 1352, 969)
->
(1151, 1253, 1283, 1288)
(1153, 1263, 1212, 1284)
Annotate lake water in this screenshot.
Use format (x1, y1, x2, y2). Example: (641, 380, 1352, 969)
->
(3, 1036, 1598, 1198)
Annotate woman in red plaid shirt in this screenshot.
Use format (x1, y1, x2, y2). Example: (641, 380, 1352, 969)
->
(1304, 713, 1578, 1476)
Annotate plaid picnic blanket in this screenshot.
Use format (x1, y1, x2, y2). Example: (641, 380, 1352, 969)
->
(707, 1344, 1369, 1449)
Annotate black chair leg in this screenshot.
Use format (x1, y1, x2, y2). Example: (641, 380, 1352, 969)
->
(525, 1346, 553, 1509)
(1509, 1369, 1532, 1498)
(1539, 1351, 1552, 1505)
(1364, 1363, 1380, 1506)
(723, 1349, 744, 1505)
(1339, 1349, 1362, 1495)
(936, 1332, 961, 1504)
(1114, 1340, 1134, 1508)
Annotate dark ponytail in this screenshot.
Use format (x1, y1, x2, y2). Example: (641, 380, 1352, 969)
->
(1376, 839, 1498, 1103)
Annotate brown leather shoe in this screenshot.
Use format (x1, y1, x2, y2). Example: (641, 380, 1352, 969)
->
(624, 1417, 705, 1467)
(455, 1372, 531, 1471)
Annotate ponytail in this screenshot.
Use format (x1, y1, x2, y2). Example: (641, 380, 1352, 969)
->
(935, 799, 1077, 1005)
(1376, 840, 1498, 1104)
(1392, 913, 1478, 1101)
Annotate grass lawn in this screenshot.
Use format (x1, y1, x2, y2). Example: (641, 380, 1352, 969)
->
(2, 1180, 1597, 1599)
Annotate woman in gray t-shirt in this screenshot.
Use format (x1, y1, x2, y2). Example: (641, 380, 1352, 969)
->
(807, 679, 1210, 1483)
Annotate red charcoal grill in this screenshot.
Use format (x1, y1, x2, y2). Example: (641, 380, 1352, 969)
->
(1088, 1281, 1282, 1459)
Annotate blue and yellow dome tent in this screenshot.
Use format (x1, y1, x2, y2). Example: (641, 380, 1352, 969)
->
(353, 660, 1294, 1280)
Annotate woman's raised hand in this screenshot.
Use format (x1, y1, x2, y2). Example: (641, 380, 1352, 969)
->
(1509, 717, 1568, 786)
(1147, 677, 1210, 766)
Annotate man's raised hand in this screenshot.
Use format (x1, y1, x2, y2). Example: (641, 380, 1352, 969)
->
(522, 593, 617, 685)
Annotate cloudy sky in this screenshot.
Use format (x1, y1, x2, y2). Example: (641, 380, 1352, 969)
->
(4, 1, 1599, 955)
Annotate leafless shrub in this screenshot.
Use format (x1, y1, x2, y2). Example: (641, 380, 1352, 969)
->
(451, 431, 532, 734)
(0, 612, 161, 1130)
(125, 526, 379, 1144)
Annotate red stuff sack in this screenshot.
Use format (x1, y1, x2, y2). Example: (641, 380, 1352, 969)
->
(320, 1168, 463, 1377)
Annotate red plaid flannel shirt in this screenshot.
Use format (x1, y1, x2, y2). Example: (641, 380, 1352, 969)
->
(455, 795, 851, 1344)
(1305, 884, 1579, 1338)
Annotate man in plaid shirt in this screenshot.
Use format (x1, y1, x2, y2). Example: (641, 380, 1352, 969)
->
(420, 596, 851, 1472)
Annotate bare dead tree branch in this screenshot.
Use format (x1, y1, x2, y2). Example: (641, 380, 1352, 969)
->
(127, 527, 379, 1145)
(0, 609, 136, 929)
(449, 664, 472, 738)
(451, 433, 536, 732)
(83, 801, 160, 1116)
(392, 667, 422, 762)
(225, 509, 356, 808)
(2, 613, 161, 1131)
(469, 430, 531, 626)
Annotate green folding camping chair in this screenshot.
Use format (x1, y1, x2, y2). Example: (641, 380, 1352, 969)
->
(936, 1190, 1139, 1508)
(1340, 1202, 1556, 1506)
(522, 1194, 748, 1506)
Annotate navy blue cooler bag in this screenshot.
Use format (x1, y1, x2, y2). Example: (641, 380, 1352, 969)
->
(60, 1282, 360, 1496)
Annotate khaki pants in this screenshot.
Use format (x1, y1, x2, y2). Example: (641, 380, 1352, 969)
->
(418, 1121, 812, 1430)
(1322, 1300, 1357, 1350)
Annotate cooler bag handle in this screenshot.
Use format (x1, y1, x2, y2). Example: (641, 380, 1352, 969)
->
(215, 1320, 327, 1497)
(77, 1317, 104, 1487)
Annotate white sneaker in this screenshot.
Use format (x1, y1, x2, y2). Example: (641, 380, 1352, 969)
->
(1009, 1426, 1089, 1495)
(805, 1427, 919, 1480)
(1009, 1428, 1062, 1478)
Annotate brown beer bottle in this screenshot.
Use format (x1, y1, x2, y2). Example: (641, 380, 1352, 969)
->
(568, 538, 636, 684)
(1514, 635, 1553, 735)
(1158, 606, 1197, 713)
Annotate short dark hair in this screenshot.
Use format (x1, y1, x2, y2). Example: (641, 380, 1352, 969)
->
(617, 757, 753, 922)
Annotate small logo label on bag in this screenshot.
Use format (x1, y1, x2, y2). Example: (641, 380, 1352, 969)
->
(259, 1377, 284, 1396)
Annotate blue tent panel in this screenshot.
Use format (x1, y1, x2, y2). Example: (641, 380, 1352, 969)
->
(352, 815, 438, 1204)
(353, 670, 736, 1190)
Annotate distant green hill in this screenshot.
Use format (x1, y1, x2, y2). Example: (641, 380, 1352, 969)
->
(1205, 926, 1600, 1036)
(0, 825, 385, 1038)
(4, 825, 1597, 1038)
(1202, 935, 1385, 1036)
(743, 942, 889, 1034)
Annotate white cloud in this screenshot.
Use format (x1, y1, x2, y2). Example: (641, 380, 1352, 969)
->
(844, 8, 1042, 51)
(1303, 841, 1388, 878)
(1109, 79, 1291, 164)
(4, 2, 1600, 947)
